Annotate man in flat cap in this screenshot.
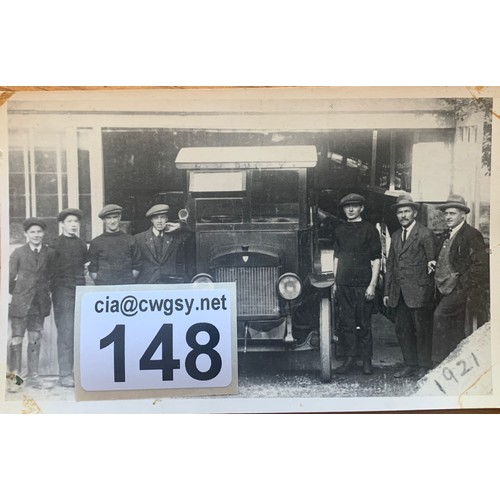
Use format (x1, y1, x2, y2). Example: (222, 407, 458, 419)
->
(332, 193, 381, 375)
(49, 208, 89, 387)
(8, 218, 56, 391)
(135, 204, 194, 284)
(383, 194, 436, 378)
(432, 194, 489, 363)
(88, 204, 141, 285)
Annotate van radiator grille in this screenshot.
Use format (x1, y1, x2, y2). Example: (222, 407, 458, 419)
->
(215, 266, 279, 317)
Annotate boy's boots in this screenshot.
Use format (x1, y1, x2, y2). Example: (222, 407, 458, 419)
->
(7, 343, 23, 393)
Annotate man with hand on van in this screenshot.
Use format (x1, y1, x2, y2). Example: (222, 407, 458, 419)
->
(135, 204, 194, 284)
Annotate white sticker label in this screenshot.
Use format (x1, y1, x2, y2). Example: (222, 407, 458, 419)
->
(77, 284, 236, 392)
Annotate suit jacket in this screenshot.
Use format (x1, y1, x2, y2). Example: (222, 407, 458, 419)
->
(384, 222, 436, 309)
(135, 227, 195, 284)
(436, 222, 488, 310)
(9, 244, 56, 318)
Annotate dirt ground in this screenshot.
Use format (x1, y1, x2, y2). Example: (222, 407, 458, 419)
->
(4, 312, 421, 403)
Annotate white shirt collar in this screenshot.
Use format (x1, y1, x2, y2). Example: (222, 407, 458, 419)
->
(450, 220, 465, 238)
(152, 228, 163, 237)
(401, 220, 416, 239)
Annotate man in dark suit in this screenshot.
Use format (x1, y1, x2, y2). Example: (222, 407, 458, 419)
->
(383, 194, 436, 378)
(135, 204, 194, 284)
(432, 194, 489, 364)
(8, 218, 56, 391)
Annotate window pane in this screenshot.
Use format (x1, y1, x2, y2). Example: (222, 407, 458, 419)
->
(250, 170, 299, 222)
(9, 149, 25, 173)
(62, 173, 68, 196)
(10, 220, 26, 245)
(34, 150, 57, 173)
(196, 199, 243, 224)
(190, 171, 245, 192)
(79, 194, 92, 242)
(78, 149, 91, 194)
(35, 172, 58, 194)
(36, 194, 58, 217)
(9, 173, 26, 196)
(10, 196, 27, 218)
(61, 150, 67, 173)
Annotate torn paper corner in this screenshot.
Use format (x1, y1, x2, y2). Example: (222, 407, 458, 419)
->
(414, 322, 493, 399)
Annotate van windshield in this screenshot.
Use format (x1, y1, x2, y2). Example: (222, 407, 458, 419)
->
(250, 170, 299, 222)
(191, 169, 300, 224)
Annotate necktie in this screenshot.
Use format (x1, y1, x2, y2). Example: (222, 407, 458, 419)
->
(447, 229, 452, 239)
(155, 232, 164, 259)
(402, 228, 407, 244)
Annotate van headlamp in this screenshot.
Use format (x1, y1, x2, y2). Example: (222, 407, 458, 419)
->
(191, 273, 215, 284)
(277, 273, 302, 300)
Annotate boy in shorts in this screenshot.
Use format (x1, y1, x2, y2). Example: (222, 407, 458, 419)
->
(8, 218, 56, 391)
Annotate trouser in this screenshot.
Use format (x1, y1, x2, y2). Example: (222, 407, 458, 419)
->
(432, 288, 467, 364)
(9, 327, 43, 379)
(336, 285, 373, 359)
(394, 293, 433, 368)
(8, 343, 23, 375)
(52, 286, 76, 377)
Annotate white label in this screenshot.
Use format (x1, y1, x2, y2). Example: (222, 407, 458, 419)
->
(77, 284, 236, 392)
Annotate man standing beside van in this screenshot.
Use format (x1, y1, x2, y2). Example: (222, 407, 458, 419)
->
(383, 194, 436, 379)
(333, 193, 381, 376)
(135, 204, 194, 284)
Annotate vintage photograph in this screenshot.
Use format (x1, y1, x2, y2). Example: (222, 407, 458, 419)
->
(0, 87, 497, 412)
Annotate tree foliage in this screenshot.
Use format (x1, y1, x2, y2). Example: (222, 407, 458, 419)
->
(442, 97, 493, 175)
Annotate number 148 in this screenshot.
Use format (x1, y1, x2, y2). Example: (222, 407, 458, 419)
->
(100, 322, 223, 383)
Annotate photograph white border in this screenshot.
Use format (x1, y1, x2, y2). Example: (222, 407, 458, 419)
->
(0, 86, 498, 414)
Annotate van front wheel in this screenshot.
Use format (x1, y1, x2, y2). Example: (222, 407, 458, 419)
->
(319, 297, 332, 382)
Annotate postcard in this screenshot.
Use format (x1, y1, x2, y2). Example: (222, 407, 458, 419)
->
(0, 86, 498, 413)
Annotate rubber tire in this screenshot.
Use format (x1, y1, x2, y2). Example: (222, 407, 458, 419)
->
(319, 297, 332, 382)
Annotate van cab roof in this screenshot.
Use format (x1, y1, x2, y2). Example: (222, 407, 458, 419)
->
(175, 145, 317, 169)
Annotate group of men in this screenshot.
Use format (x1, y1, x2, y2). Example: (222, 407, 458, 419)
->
(7, 191, 489, 391)
(7, 203, 192, 392)
(331, 192, 489, 378)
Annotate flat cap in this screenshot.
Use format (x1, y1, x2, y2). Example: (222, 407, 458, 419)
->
(23, 217, 46, 231)
(57, 208, 83, 222)
(339, 193, 365, 207)
(146, 204, 170, 218)
(98, 204, 123, 219)
(391, 194, 420, 211)
(438, 194, 470, 214)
